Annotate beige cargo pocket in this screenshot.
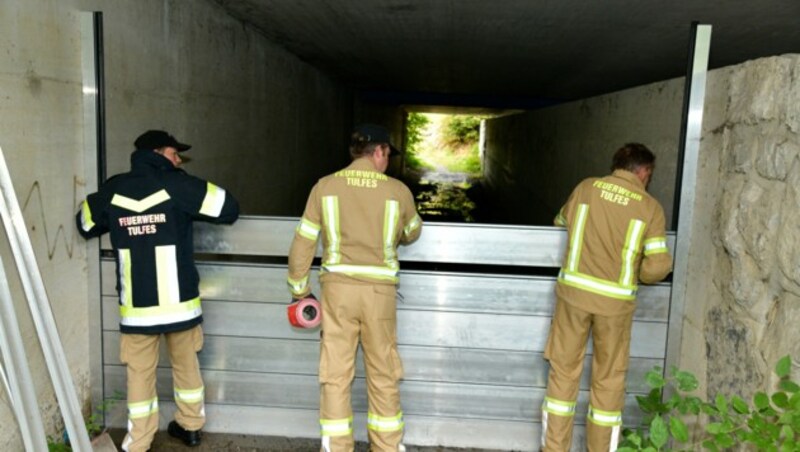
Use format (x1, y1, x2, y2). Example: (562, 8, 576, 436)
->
(543, 319, 555, 361)
(389, 346, 404, 381)
(119, 334, 130, 365)
(193, 325, 204, 353)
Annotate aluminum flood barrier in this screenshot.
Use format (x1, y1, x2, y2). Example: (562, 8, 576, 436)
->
(100, 216, 674, 451)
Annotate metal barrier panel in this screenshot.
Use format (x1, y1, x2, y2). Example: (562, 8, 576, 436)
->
(100, 217, 674, 450)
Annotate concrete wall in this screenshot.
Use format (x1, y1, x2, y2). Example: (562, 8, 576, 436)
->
(678, 55, 800, 405)
(0, 0, 352, 448)
(483, 79, 683, 226)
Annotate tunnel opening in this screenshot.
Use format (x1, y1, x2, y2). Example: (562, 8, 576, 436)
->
(400, 111, 489, 223)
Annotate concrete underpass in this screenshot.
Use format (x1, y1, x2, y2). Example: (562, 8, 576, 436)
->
(1, 1, 800, 451)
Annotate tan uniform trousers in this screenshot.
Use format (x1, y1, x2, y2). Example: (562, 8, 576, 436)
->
(120, 325, 205, 452)
(319, 281, 405, 452)
(542, 297, 634, 452)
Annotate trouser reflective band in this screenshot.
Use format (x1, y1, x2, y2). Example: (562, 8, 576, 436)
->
(367, 411, 404, 432)
(128, 397, 159, 419)
(587, 405, 622, 426)
(320, 416, 353, 436)
(174, 386, 204, 404)
(542, 396, 576, 416)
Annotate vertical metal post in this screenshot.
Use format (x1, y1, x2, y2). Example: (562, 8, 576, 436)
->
(0, 253, 48, 451)
(0, 146, 92, 451)
(665, 24, 712, 369)
(81, 10, 106, 433)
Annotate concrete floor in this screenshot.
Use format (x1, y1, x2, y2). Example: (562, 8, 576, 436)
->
(107, 429, 501, 451)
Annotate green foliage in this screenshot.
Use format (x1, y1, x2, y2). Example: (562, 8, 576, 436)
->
(618, 355, 799, 451)
(404, 112, 432, 171)
(443, 115, 481, 144)
(47, 392, 124, 450)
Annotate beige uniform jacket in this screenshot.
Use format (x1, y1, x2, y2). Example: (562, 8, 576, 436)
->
(554, 169, 672, 316)
(288, 158, 423, 298)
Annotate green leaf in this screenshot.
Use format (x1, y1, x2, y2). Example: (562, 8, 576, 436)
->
(674, 370, 700, 392)
(706, 422, 723, 434)
(701, 439, 719, 451)
(616, 448, 637, 452)
(779, 380, 800, 394)
(646, 369, 667, 390)
(670, 415, 689, 442)
(776, 355, 792, 378)
(715, 432, 735, 448)
(781, 424, 795, 440)
(650, 415, 668, 449)
(755, 392, 771, 410)
(732, 395, 750, 414)
(773, 391, 790, 409)
(715, 393, 729, 414)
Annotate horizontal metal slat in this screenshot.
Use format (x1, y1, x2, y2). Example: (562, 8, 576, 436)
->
(102, 298, 666, 358)
(102, 331, 661, 392)
(101, 261, 671, 320)
(103, 365, 644, 425)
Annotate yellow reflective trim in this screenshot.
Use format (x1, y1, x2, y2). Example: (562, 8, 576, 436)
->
(111, 190, 170, 213)
(322, 264, 399, 282)
(620, 219, 645, 287)
(128, 397, 159, 419)
(644, 237, 669, 255)
(287, 275, 309, 295)
(404, 214, 421, 236)
(367, 411, 404, 432)
(559, 270, 637, 301)
(384, 201, 399, 268)
(199, 182, 226, 217)
(80, 200, 95, 231)
(118, 249, 132, 307)
(119, 297, 202, 327)
(297, 218, 321, 240)
(554, 207, 567, 227)
(588, 405, 622, 426)
(156, 245, 180, 305)
(542, 396, 576, 416)
(322, 196, 341, 265)
(320, 416, 353, 436)
(174, 386, 204, 404)
(567, 204, 589, 272)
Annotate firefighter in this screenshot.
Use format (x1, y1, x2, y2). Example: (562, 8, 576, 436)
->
(287, 124, 422, 452)
(76, 130, 239, 451)
(541, 143, 672, 451)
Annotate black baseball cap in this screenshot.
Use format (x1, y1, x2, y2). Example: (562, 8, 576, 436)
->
(134, 130, 191, 151)
(351, 123, 403, 154)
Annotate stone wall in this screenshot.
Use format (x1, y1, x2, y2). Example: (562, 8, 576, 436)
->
(686, 55, 800, 401)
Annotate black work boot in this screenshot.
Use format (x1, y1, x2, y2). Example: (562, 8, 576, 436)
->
(168, 420, 202, 447)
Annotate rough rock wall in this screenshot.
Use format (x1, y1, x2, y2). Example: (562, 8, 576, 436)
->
(699, 55, 800, 400)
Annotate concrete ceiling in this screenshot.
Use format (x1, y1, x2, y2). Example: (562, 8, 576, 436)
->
(213, 0, 800, 108)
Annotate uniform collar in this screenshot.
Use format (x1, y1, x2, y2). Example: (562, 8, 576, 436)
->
(611, 169, 645, 189)
(349, 157, 381, 172)
(130, 148, 176, 172)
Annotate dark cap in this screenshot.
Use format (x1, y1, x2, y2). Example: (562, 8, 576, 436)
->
(351, 123, 402, 154)
(134, 130, 191, 151)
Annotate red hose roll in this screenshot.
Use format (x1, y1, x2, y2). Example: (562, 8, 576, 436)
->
(287, 297, 322, 328)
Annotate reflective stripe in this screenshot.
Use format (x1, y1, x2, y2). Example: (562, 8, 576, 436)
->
(644, 237, 669, 255)
(588, 405, 622, 426)
(566, 204, 589, 272)
(118, 249, 132, 307)
(541, 410, 548, 447)
(155, 245, 180, 305)
(287, 275, 309, 296)
(322, 264, 399, 282)
(559, 270, 637, 300)
(403, 213, 421, 236)
(199, 182, 226, 217)
(297, 218, 321, 241)
(128, 397, 158, 419)
(111, 190, 170, 213)
(384, 201, 400, 269)
(320, 417, 353, 436)
(174, 386, 204, 404)
(80, 200, 95, 232)
(554, 207, 567, 227)
(367, 411, 404, 432)
(620, 219, 645, 287)
(542, 396, 576, 416)
(610, 425, 620, 450)
(322, 196, 341, 265)
(120, 297, 202, 327)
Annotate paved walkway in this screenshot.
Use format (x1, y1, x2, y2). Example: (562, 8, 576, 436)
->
(107, 429, 500, 451)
